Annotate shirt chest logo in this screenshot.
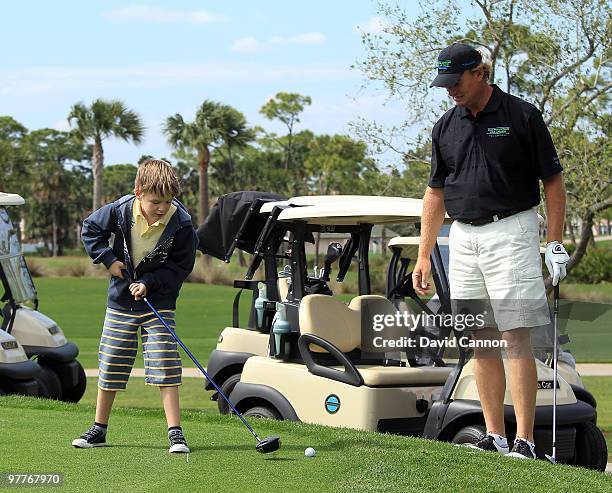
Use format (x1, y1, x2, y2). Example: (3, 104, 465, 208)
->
(486, 126, 510, 137)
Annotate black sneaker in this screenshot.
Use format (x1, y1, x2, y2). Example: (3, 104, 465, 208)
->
(168, 429, 190, 453)
(462, 434, 509, 454)
(72, 425, 107, 448)
(507, 438, 536, 459)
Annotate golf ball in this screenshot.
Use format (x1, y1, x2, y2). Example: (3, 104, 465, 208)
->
(305, 447, 316, 457)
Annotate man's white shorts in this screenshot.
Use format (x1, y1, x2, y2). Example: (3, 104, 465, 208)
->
(449, 208, 550, 331)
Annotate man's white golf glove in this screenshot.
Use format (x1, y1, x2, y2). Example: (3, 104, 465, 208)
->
(545, 241, 570, 286)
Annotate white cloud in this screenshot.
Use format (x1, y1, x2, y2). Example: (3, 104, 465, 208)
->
(231, 32, 326, 53)
(52, 119, 71, 132)
(231, 37, 264, 54)
(355, 16, 387, 34)
(0, 61, 355, 96)
(104, 5, 227, 24)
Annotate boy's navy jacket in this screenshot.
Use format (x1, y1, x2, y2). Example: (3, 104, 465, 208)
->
(82, 194, 198, 311)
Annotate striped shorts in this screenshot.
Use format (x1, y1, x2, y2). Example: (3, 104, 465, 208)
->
(98, 307, 182, 391)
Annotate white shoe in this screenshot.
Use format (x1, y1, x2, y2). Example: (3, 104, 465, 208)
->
(72, 425, 107, 448)
(168, 429, 190, 453)
(506, 438, 536, 459)
(462, 434, 509, 454)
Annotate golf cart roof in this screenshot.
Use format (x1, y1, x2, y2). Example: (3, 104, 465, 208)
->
(0, 193, 25, 206)
(268, 197, 451, 225)
(259, 195, 425, 213)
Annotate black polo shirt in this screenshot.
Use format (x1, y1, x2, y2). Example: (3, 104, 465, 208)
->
(429, 84, 562, 221)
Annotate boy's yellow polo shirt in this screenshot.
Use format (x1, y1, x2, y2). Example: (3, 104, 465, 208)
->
(130, 199, 177, 267)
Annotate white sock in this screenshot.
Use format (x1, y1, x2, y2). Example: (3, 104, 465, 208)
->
(487, 432, 508, 448)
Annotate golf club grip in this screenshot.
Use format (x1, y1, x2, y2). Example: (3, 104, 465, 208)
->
(120, 270, 260, 440)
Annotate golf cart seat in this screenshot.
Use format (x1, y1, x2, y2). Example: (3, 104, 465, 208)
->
(298, 295, 452, 386)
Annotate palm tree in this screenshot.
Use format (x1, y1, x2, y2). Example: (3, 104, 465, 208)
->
(163, 100, 254, 223)
(211, 106, 256, 194)
(68, 99, 144, 211)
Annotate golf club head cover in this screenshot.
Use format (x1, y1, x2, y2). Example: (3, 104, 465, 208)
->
(544, 241, 570, 286)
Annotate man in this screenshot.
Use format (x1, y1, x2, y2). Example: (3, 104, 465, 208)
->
(413, 43, 570, 459)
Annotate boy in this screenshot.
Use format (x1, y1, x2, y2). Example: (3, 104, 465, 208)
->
(72, 159, 197, 453)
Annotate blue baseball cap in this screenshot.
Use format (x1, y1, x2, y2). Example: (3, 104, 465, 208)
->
(430, 43, 482, 88)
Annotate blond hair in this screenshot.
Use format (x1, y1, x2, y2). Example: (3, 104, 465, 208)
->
(134, 159, 180, 198)
(473, 47, 493, 81)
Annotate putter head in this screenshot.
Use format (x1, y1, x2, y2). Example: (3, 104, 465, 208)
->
(256, 435, 281, 454)
(545, 454, 556, 464)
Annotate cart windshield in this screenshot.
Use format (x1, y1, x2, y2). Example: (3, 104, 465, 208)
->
(0, 207, 37, 304)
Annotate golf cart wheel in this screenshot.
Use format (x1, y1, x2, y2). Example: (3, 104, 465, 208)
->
(573, 422, 608, 472)
(217, 373, 241, 415)
(451, 425, 486, 445)
(61, 360, 87, 403)
(36, 365, 63, 400)
(243, 405, 281, 420)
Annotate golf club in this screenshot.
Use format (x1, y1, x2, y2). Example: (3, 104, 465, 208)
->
(122, 270, 281, 454)
(546, 283, 560, 464)
(319, 242, 343, 281)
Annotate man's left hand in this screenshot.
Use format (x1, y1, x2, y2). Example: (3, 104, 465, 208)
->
(545, 241, 570, 286)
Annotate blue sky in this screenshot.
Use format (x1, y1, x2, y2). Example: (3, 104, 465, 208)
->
(1, 1, 421, 165)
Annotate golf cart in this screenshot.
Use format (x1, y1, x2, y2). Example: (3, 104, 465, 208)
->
(202, 193, 606, 471)
(0, 192, 86, 401)
(198, 192, 402, 413)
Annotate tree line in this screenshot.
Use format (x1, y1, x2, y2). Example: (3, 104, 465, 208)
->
(0, 92, 426, 256)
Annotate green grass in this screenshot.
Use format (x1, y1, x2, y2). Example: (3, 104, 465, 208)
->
(33, 278, 251, 369)
(80, 377, 217, 413)
(594, 239, 612, 249)
(80, 375, 612, 462)
(558, 300, 612, 363)
(582, 377, 612, 462)
(0, 396, 610, 493)
(27, 255, 90, 270)
(562, 282, 612, 303)
(4, 276, 611, 490)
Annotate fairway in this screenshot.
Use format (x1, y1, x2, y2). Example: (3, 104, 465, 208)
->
(32, 278, 612, 365)
(78, 376, 612, 461)
(79, 377, 217, 413)
(0, 396, 610, 493)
